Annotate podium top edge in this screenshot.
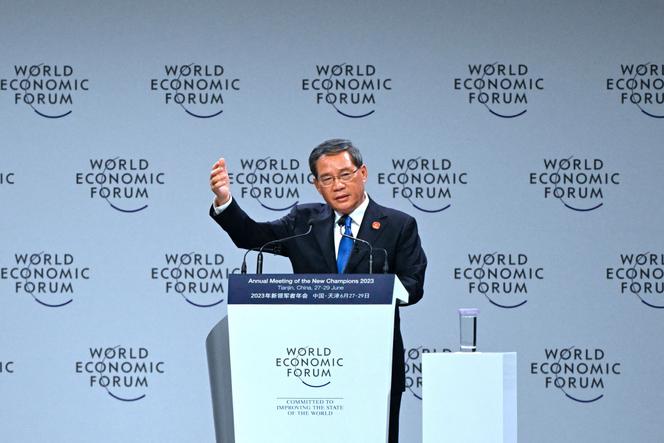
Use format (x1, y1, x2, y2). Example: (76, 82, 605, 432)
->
(228, 274, 397, 305)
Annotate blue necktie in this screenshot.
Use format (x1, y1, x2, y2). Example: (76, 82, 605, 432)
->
(336, 215, 353, 273)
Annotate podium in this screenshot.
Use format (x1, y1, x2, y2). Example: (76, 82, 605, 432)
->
(422, 352, 517, 443)
(206, 274, 408, 443)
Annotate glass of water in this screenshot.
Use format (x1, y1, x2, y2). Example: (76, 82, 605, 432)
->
(458, 308, 479, 352)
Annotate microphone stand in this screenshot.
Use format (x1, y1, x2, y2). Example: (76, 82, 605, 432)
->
(256, 223, 314, 274)
(339, 227, 373, 274)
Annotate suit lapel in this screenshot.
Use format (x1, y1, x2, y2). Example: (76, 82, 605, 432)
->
(345, 199, 388, 274)
(311, 206, 338, 273)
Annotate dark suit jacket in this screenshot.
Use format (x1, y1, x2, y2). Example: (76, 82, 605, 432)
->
(210, 197, 427, 392)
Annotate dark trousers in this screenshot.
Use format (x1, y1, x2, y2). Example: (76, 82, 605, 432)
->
(388, 389, 402, 443)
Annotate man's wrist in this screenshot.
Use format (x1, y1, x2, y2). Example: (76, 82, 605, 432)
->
(213, 195, 233, 215)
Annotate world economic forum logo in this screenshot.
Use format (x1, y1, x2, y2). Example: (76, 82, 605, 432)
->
(0, 64, 89, 118)
(606, 63, 664, 118)
(0, 252, 90, 308)
(376, 157, 468, 213)
(530, 346, 621, 403)
(150, 63, 240, 118)
(454, 63, 543, 118)
(606, 252, 664, 309)
(275, 346, 343, 388)
(75, 158, 166, 213)
(453, 252, 544, 309)
(75, 346, 165, 402)
(529, 156, 620, 212)
(150, 252, 237, 308)
(301, 63, 392, 118)
(229, 157, 313, 211)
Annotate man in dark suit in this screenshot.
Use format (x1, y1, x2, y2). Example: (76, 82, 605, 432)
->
(209, 139, 427, 443)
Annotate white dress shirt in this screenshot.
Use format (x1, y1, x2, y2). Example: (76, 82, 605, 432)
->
(333, 193, 369, 259)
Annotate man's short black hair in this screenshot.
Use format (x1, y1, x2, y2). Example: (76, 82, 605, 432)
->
(309, 139, 363, 177)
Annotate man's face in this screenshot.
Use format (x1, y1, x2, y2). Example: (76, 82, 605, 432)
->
(314, 152, 368, 214)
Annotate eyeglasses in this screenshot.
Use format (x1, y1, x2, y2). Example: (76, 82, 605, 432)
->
(316, 167, 360, 187)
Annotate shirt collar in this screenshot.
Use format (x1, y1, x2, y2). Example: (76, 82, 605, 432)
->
(334, 193, 369, 226)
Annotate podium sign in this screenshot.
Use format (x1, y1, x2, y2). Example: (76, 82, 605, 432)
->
(208, 274, 407, 443)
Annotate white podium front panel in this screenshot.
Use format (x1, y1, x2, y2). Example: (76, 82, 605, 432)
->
(226, 274, 404, 443)
(422, 352, 517, 443)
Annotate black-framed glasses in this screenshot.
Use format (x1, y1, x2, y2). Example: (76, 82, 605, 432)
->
(316, 167, 360, 187)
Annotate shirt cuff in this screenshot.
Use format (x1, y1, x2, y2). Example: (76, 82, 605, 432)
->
(212, 195, 233, 215)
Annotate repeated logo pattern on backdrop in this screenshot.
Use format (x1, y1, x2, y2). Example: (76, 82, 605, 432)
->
(606, 63, 664, 118)
(150, 64, 240, 118)
(606, 253, 664, 309)
(0, 252, 91, 308)
(1, 2, 662, 443)
(150, 252, 233, 308)
(75, 346, 165, 402)
(529, 157, 620, 212)
(453, 252, 544, 309)
(529, 347, 622, 403)
(301, 64, 392, 118)
(0, 64, 89, 118)
(229, 157, 312, 211)
(74, 158, 166, 213)
(453, 63, 543, 118)
(376, 158, 469, 213)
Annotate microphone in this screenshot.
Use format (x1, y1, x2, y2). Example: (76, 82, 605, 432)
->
(240, 248, 257, 274)
(337, 219, 373, 274)
(256, 219, 316, 274)
(240, 245, 282, 274)
(375, 247, 389, 274)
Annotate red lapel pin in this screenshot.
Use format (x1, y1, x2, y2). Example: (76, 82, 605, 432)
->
(371, 221, 381, 230)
